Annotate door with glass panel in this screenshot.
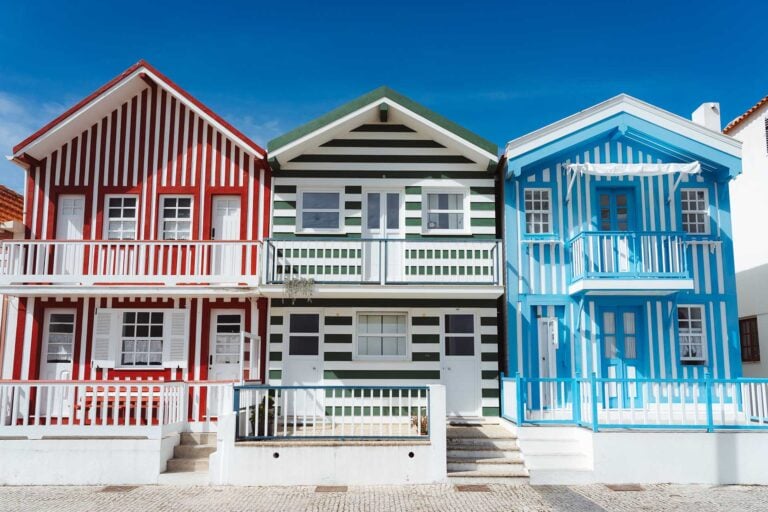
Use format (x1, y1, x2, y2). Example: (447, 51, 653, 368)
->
(363, 190, 402, 282)
(600, 306, 642, 407)
(40, 310, 76, 418)
(208, 311, 243, 416)
(282, 314, 324, 421)
(596, 188, 635, 273)
(443, 314, 481, 417)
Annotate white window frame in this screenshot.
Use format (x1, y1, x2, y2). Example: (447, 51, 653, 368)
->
(43, 308, 76, 365)
(159, 195, 193, 240)
(286, 312, 322, 359)
(680, 188, 710, 235)
(103, 194, 139, 240)
(421, 188, 470, 235)
(119, 310, 165, 368)
(523, 188, 553, 235)
(677, 304, 707, 363)
(354, 312, 410, 361)
(296, 188, 345, 234)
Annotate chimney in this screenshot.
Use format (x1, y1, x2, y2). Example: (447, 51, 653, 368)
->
(692, 102, 721, 131)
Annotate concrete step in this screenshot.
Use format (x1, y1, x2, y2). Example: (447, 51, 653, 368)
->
(448, 475, 530, 484)
(524, 453, 592, 471)
(157, 470, 210, 486)
(447, 425, 516, 439)
(180, 432, 217, 446)
(447, 438, 520, 450)
(173, 444, 217, 459)
(517, 439, 582, 453)
(447, 417, 500, 426)
(447, 468, 529, 479)
(448, 458, 527, 474)
(528, 468, 596, 485)
(166, 458, 209, 473)
(447, 448, 523, 460)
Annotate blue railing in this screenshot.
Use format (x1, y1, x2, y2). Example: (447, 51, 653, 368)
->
(501, 373, 768, 432)
(233, 385, 430, 441)
(569, 231, 689, 282)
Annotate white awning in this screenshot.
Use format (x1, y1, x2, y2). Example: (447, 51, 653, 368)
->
(566, 162, 701, 177)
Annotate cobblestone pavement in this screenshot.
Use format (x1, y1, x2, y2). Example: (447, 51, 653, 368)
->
(1, 483, 767, 512)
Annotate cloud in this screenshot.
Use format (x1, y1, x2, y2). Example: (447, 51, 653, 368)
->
(224, 114, 283, 146)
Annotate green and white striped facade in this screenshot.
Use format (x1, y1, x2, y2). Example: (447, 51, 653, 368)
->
(264, 87, 503, 417)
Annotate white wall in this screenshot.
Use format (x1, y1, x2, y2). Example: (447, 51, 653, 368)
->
(210, 384, 447, 486)
(736, 264, 768, 377)
(727, 104, 768, 272)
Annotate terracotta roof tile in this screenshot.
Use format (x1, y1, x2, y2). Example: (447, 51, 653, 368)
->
(724, 94, 768, 133)
(0, 185, 23, 223)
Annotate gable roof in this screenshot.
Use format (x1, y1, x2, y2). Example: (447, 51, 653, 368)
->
(724, 93, 768, 133)
(0, 185, 23, 223)
(505, 94, 741, 179)
(268, 86, 498, 160)
(11, 60, 265, 161)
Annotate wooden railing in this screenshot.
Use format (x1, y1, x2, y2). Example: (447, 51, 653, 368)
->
(233, 385, 431, 440)
(0, 240, 261, 285)
(264, 238, 502, 286)
(569, 231, 688, 282)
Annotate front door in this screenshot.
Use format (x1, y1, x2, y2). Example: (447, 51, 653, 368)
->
(596, 188, 634, 273)
(282, 313, 324, 420)
(54, 195, 85, 276)
(537, 317, 559, 407)
(601, 306, 642, 407)
(208, 311, 243, 416)
(443, 314, 481, 417)
(211, 196, 241, 277)
(363, 190, 403, 282)
(40, 310, 76, 418)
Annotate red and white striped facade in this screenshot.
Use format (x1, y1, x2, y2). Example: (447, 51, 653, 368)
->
(1, 61, 271, 383)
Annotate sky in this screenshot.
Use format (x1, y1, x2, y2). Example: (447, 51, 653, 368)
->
(0, 0, 766, 193)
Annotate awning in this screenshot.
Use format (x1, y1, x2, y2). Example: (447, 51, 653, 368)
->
(566, 162, 701, 177)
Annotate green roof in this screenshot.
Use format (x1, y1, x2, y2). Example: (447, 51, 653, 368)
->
(267, 86, 498, 156)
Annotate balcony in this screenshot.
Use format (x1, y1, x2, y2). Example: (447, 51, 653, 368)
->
(262, 238, 503, 298)
(568, 231, 693, 295)
(0, 240, 261, 296)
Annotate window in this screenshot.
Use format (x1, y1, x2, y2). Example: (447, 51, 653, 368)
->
(524, 189, 552, 234)
(357, 313, 407, 358)
(105, 196, 138, 240)
(45, 312, 75, 363)
(288, 314, 320, 356)
(445, 314, 475, 356)
(160, 197, 192, 240)
(740, 317, 760, 362)
(680, 189, 709, 235)
(423, 191, 467, 232)
(120, 311, 164, 366)
(298, 191, 342, 231)
(678, 306, 706, 363)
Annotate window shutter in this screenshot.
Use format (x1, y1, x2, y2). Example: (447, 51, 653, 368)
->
(92, 309, 116, 368)
(764, 117, 768, 154)
(164, 309, 189, 369)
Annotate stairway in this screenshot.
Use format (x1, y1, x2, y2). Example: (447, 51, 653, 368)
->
(158, 432, 216, 485)
(446, 419, 529, 484)
(515, 427, 594, 485)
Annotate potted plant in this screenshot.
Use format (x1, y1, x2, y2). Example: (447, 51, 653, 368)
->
(248, 395, 276, 437)
(411, 410, 429, 435)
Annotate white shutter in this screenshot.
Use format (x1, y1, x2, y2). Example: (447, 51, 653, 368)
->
(164, 309, 189, 369)
(92, 309, 116, 368)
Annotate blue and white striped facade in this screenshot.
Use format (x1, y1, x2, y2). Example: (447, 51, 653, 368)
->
(503, 95, 743, 383)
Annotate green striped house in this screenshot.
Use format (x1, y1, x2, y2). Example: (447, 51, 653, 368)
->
(264, 87, 504, 418)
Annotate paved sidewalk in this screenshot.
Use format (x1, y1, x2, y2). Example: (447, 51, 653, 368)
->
(1, 483, 767, 511)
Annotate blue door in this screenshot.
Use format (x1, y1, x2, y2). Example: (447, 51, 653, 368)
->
(600, 306, 643, 407)
(596, 189, 635, 274)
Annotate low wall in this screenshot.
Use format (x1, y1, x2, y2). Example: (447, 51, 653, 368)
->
(210, 384, 447, 486)
(0, 432, 180, 485)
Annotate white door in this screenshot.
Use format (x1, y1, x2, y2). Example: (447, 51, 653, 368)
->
(208, 311, 243, 416)
(282, 313, 324, 420)
(211, 196, 241, 277)
(537, 317, 559, 407)
(443, 314, 481, 417)
(54, 195, 85, 276)
(40, 310, 76, 418)
(363, 190, 403, 282)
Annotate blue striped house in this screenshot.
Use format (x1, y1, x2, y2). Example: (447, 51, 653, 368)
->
(503, 95, 742, 389)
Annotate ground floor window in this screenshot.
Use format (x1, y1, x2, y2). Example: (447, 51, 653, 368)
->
(445, 314, 475, 356)
(121, 311, 164, 366)
(678, 305, 706, 363)
(356, 313, 407, 358)
(740, 317, 760, 362)
(288, 314, 320, 356)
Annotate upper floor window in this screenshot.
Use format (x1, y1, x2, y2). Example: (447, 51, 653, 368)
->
(105, 195, 138, 240)
(678, 305, 706, 363)
(356, 313, 407, 358)
(423, 190, 467, 233)
(680, 189, 709, 235)
(524, 188, 552, 234)
(160, 196, 192, 240)
(740, 317, 760, 363)
(121, 311, 164, 367)
(298, 191, 342, 232)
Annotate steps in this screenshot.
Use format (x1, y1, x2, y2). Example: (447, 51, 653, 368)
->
(160, 432, 216, 485)
(446, 419, 529, 484)
(515, 427, 595, 485)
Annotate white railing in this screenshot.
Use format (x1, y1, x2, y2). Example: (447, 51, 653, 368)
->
(187, 381, 235, 425)
(265, 238, 502, 285)
(0, 240, 261, 285)
(234, 385, 430, 440)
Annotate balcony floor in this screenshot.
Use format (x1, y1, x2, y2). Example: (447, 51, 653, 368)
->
(568, 278, 694, 296)
(260, 284, 504, 299)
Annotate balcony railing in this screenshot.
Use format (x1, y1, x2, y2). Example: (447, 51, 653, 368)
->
(569, 231, 688, 282)
(0, 240, 261, 286)
(264, 238, 502, 286)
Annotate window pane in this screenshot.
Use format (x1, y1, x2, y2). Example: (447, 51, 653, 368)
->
(290, 314, 319, 333)
(304, 192, 339, 209)
(289, 336, 319, 355)
(302, 211, 339, 229)
(366, 193, 380, 230)
(446, 336, 474, 356)
(386, 193, 399, 230)
(446, 314, 474, 334)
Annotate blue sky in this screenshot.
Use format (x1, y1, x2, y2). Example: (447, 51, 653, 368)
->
(0, 0, 765, 193)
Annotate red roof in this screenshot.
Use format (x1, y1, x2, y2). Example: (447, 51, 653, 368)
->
(13, 60, 266, 157)
(724, 94, 768, 133)
(0, 185, 23, 223)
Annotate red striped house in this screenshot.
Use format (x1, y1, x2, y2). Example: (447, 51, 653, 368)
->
(0, 61, 270, 391)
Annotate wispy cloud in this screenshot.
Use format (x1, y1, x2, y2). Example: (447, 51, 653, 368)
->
(226, 114, 284, 147)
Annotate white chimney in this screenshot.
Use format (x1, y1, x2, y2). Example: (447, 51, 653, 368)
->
(692, 102, 721, 131)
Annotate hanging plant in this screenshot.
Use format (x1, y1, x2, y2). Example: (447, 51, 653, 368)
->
(284, 277, 315, 304)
